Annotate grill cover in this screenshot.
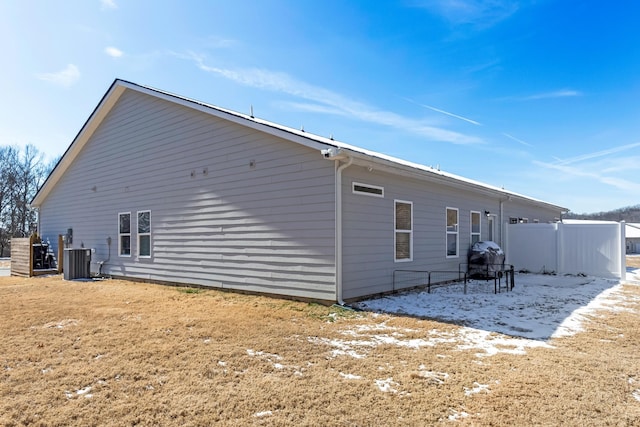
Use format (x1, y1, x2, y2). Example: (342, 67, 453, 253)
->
(468, 241, 505, 278)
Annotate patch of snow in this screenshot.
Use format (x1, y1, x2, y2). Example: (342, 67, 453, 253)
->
(218, 361, 226, 367)
(464, 382, 490, 396)
(456, 327, 553, 357)
(633, 390, 640, 402)
(254, 411, 273, 418)
(339, 372, 363, 380)
(448, 410, 469, 421)
(355, 274, 630, 343)
(375, 377, 399, 393)
(414, 370, 449, 384)
(307, 337, 369, 359)
(246, 349, 282, 360)
(43, 319, 79, 329)
(76, 386, 92, 395)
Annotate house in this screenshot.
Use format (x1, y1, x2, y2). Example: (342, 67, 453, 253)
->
(626, 223, 640, 254)
(31, 79, 567, 303)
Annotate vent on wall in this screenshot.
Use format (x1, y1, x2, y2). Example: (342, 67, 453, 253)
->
(352, 182, 384, 198)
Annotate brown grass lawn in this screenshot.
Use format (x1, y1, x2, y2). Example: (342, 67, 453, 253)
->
(627, 256, 640, 269)
(1, 272, 640, 426)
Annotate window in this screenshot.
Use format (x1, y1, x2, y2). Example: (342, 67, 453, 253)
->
(470, 211, 481, 245)
(137, 210, 151, 258)
(119, 212, 131, 256)
(395, 200, 412, 261)
(352, 182, 384, 197)
(446, 208, 458, 258)
(509, 217, 518, 224)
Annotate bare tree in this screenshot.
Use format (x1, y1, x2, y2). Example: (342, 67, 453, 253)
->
(0, 144, 55, 257)
(0, 146, 18, 256)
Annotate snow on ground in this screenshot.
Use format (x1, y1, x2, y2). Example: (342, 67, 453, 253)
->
(354, 272, 639, 342)
(305, 270, 640, 361)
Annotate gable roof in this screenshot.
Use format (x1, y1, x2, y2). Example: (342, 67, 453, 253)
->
(626, 223, 640, 239)
(32, 79, 567, 212)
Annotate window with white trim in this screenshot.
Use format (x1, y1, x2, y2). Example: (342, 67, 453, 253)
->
(352, 182, 384, 197)
(137, 210, 151, 258)
(446, 207, 458, 258)
(118, 212, 131, 256)
(395, 200, 413, 262)
(470, 211, 481, 245)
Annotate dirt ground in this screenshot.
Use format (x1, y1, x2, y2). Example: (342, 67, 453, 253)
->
(1, 266, 640, 425)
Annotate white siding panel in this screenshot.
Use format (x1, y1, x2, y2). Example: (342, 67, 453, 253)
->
(38, 90, 337, 301)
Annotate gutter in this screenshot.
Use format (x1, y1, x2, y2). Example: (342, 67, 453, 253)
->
(321, 148, 352, 305)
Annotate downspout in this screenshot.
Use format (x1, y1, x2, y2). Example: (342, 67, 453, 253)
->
(499, 199, 504, 248)
(335, 156, 353, 305)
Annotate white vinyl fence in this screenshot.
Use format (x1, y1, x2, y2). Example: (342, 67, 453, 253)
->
(505, 220, 626, 279)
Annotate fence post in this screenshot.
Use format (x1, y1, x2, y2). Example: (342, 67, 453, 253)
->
(556, 222, 563, 275)
(28, 234, 35, 277)
(510, 265, 515, 290)
(58, 234, 64, 274)
(620, 221, 626, 279)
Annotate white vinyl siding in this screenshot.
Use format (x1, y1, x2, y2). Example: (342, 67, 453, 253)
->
(119, 212, 131, 256)
(36, 90, 337, 300)
(446, 207, 458, 258)
(470, 211, 481, 245)
(395, 200, 413, 262)
(137, 210, 151, 258)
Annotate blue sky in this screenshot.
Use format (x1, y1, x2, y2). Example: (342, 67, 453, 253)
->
(2, 0, 639, 213)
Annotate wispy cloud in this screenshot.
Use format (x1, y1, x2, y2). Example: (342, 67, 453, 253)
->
(411, 101, 482, 126)
(100, 0, 117, 10)
(35, 64, 80, 87)
(413, 0, 519, 28)
(184, 53, 483, 145)
(552, 141, 640, 165)
(203, 36, 237, 49)
(534, 141, 640, 192)
(534, 160, 640, 193)
(502, 132, 533, 147)
(524, 89, 582, 100)
(105, 46, 123, 58)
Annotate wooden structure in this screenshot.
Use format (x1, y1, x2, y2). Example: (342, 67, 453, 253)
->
(10, 234, 63, 277)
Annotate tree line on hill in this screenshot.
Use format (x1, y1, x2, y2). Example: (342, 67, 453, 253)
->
(564, 205, 640, 222)
(0, 145, 58, 257)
